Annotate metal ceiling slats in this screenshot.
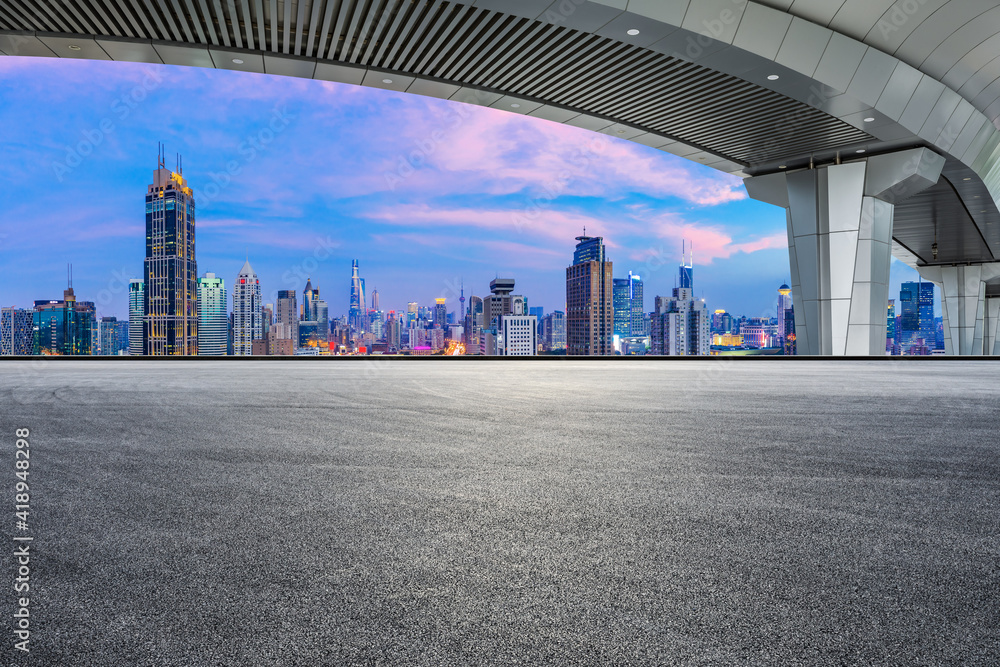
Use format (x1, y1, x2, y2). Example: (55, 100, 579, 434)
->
(565, 64, 716, 121)
(91, 0, 126, 36)
(412, 5, 479, 76)
(315, 0, 342, 60)
(181, 0, 208, 43)
(252, 0, 265, 50)
(339, 0, 373, 62)
(401, 2, 464, 73)
(444, 13, 519, 82)
(543, 42, 662, 107)
(369, 0, 412, 67)
(21, 1, 69, 33)
(382, 0, 440, 70)
(423, 7, 492, 78)
(460, 18, 537, 85)
(224, 0, 242, 48)
(504, 31, 607, 98)
(293, 0, 309, 55)
(124, 0, 163, 41)
(326, 0, 357, 61)
(167, 0, 194, 42)
(61, 1, 99, 35)
(2, 2, 41, 31)
(575, 61, 697, 118)
(305, 0, 325, 58)
(268, 0, 277, 51)
(476, 22, 556, 90)
(196, 0, 219, 45)
(437, 12, 507, 82)
(347, 0, 386, 63)
(281, 0, 292, 53)
(152, 0, 184, 42)
(239, 0, 254, 50)
(488, 25, 582, 92)
(210, 0, 231, 46)
(378, 0, 429, 69)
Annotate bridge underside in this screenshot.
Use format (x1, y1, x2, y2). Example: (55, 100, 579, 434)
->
(4, 0, 1000, 353)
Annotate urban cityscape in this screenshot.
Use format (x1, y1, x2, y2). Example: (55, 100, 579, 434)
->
(0, 151, 946, 358)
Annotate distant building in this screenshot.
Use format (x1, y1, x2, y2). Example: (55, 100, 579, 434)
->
(349, 260, 366, 334)
(33, 281, 96, 355)
(566, 232, 613, 355)
(541, 311, 566, 351)
(129, 279, 144, 355)
(262, 304, 273, 339)
(899, 281, 935, 354)
(1, 307, 35, 355)
(98, 316, 127, 355)
(232, 260, 262, 355)
(886, 299, 896, 355)
(197, 272, 227, 355)
(276, 290, 299, 349)
(777, 283, 794, 350)
(650, 247, 709, 356)
(434, 298, 447, 329)
(529, 306, 544, 335)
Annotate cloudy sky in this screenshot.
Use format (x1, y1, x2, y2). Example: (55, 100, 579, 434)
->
(0, 56, 923, 321)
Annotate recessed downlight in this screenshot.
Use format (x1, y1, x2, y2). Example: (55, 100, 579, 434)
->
(863, 117, 875, 122)
(510, 103, 521, 108)
(856, 149, 866, 154)
(778, 165, 787, 169)
(627, 29, 640, 36)
(68, 45, 82, 51)
(382, 78, 393, 84)
(231, 58, 244, 64)
(767, 74, 780, 81)
(963, 177, 972, 181)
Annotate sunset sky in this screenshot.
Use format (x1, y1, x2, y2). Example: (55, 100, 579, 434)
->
(0, 56, 924, 320)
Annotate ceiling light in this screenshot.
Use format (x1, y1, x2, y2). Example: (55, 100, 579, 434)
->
(863, 117, 875, 122)
(856, 149, 866, 153)
(617, 129, 626, 134)
(767, 74, 780, 81)
(963, 177, 972, 181)
(510, 103, 520, 108)
(627, 29, 640, 36)
(778, 165, 787, 169)
(68, 45, 81, 51)
(231, 58, 243, 64)
(974, 195, 981, 198)
(382, 78, 393, 84)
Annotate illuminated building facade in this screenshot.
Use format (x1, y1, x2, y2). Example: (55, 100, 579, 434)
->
(566, 233, 613, 355)
(232, 259, 262, 355)
(1, 307, 34, 355)
(129, 279, 144, 355)
(143, 150, 197, 355)
(32, 282, 95, 355)
(197, 272, 227, 355)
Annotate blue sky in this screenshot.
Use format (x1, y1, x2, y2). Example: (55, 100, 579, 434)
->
(0, 56, 923, 321)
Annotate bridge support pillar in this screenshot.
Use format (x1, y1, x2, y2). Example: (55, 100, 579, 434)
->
(915, 264, 1000, 354)
(745, 148, 944, 355)
(987, 296, 1000, 355)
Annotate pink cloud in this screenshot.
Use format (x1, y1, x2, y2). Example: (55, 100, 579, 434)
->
(630, 214, 786, 263)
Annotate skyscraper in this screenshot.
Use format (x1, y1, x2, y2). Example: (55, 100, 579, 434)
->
(232, 259, 262, 355)
(197, 272, 227, 355)
(566, 232, 613, 355)
(349, 260, 366, 334)
(302, 278, 317, 321)
(371, 288, 380, 313)
(276, 290, 299, 348)
(650, 247, 709, 355)
(886, 299, 896, 355)
(541, 311, 566, 352)
(777, 283, 794, 349)
(32, 276, 95, 355)
(434, 298, 447, 328)
(899, 281, 935, 353)
(143, 148, 197, 355)
(613, 272, 644, 338)
(129, 279, 144, 355)
(1, 307, 34, 355)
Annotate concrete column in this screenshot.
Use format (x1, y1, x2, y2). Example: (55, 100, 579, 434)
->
(916, 264, 1000, 355)
(745, 148, 945, 355)
(986, 296, 1000, 355)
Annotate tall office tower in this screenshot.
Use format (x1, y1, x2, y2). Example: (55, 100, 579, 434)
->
(232, 260, 262, 355)
(650, 258, 709, 356)
(197, 272, 227, 355)
(434, 298, 447, 328)
(276, 290, 299, 347)
(777, 283, 794, 348)
(613, 278, 631, 336)
(541, 311, 567, 351)
(464, 294, 483, 352)
(262, 304, 273, 339)
(482, 278, 517, 331)
(1, 307, 34, 355)
(32, 276, 96, 355)
(115, 320, 129, 354)
(679, 241, 693, 290)
(886, 299, 896, 355)
(783, 306, 796, 355)
(315, 300, 329, 339)
(628, 272, 644, 336)
(566, 232, 613, 355)
(303, 278, 316, 320)
(899, 281, 935, 352)
(386, 311, 401, 349)
(406, 302, 418, 327)
(143, 148, 197, 355)
(227, 313, 234, 355)
(348, 260, 367, 334)
(129, 279, 144, 355)
(371, 288, 380, 313)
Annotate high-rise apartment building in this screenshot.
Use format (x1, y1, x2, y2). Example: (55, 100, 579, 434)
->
(143, 150, 197, 355)
(197, 272, 227, 355)
(232, 260, 262, 355)
(129, 279, 144, 355)
(566, 232, 613, 355)
(1, 307, 34, 355)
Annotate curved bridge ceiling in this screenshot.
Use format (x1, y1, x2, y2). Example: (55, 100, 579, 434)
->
(2, 0, 1000, 268)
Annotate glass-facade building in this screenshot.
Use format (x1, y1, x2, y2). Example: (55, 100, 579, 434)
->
(32, 288, 95, 355)
(1, 307, 35, 355)
(129, 279, 145, 355)
(197, 272, 227, 355)
(144, 160, 197, 355)
(899, 281, 935, 351)
(232, 260, 261, 355)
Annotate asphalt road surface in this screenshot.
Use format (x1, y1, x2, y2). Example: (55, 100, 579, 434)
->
(1, 359, 997, 665)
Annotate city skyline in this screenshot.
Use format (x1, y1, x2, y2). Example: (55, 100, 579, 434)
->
(0, 56, 930, 322)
